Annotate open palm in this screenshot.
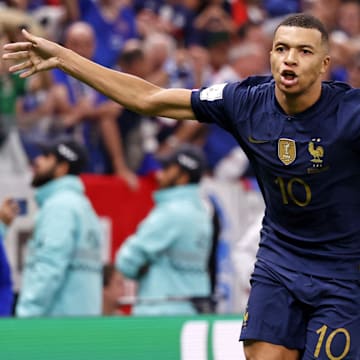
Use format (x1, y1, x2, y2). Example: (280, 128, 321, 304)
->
(2, 29, 61, 78)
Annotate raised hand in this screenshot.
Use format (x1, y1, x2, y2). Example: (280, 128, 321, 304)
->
(2, 29, 62, 78)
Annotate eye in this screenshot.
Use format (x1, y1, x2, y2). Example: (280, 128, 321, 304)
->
(275, 46, 285, 53)
(302, 49, 313, 55)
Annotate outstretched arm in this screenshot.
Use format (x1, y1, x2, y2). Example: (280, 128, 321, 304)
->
(2, 29, 196, 120)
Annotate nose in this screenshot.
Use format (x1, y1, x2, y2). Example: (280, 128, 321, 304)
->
(284, 49, 298, 66)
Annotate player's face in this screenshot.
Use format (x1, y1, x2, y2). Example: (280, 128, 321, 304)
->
(31, 153, 58, 187)
(270, 26, 330, 97)
(103, 271, 124, 308)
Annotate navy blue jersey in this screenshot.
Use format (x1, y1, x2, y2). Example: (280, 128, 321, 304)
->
(191, 76, 360, 280)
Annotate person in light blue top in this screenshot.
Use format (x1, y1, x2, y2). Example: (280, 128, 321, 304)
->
(116, 144, 213, 315)
(16, 138, 103, 317)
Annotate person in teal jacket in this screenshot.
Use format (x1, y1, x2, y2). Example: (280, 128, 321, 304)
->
(116, 144, 213, 315)
(16, 138, 103, 317)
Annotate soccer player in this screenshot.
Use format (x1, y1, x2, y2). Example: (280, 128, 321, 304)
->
(3, 13, 359, 360)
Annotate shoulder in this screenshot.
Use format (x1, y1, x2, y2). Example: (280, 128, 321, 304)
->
(198, 75, 273, 98)
(223, 75, 274, 101)
(321, 80, 359, 98)
(43, 190, 83, 212)
(324, 81, 360, 107)
(238, 75, 274, 88)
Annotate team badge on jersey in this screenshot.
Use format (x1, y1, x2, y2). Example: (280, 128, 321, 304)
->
(278, 138, 296, 165)
(308, 138, 324, 166)
(307, 138, 328, 173)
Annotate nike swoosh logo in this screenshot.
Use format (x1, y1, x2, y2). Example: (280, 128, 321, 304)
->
(248, 136, 270, 144)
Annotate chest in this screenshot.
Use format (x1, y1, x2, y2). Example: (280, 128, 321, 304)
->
(241, 111, 356, 177)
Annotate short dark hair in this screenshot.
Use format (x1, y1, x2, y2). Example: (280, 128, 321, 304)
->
(275, 13, 329, 47)
(39, 137, 88, 175)
(118, 48, 144, 67)
(159, 144, 207, 184)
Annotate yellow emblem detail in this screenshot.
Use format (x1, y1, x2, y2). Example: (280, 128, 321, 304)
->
(244, 312, 249, 322)
(308, 139, 324, 164)
(278, 138, 296, 165)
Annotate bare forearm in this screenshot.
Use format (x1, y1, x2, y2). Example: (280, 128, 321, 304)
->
(58, 47, 195, 120)
(3, 30, 196, 120)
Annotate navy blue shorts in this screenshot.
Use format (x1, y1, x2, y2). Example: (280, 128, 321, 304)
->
(239, 259, 360, 359)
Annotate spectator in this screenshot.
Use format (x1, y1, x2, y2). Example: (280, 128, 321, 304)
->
(263, 0, 300, 18)
(102, 263, 125, 316)
(337, 0, 360, 39)
(348, 50, 360, 88)
(52, 21, 136, 184)
(141, 32, 203, 167)
(0, 28, 30, 175)
(201, 41, 270, 181)
(115, 144, 213, 315)
(62, 0, 138, 68)
(15, 138, 103, 317)
(302, 0, 341, 32)
(106, 39, 148, 176)
(16, 71, 56, 162)
(134, 0, 199, 46)
(0, 198, 19, 316)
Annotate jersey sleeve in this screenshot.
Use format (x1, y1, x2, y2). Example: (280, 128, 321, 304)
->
(191, 82, 241, 133)
(190, 76, 273, 134)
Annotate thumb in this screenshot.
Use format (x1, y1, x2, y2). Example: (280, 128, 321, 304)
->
(21, 28, 37, 45)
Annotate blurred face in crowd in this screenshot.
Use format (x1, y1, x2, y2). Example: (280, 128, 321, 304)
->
(338, 1, 360, 37)
(270, 26, 330, 100)
(31, 154, 59, 188)
(64, 22, 95, 60)
(155, 164, 188, 189)
(118, 40, 150, 78)
(6, 0, 28, 10)
(348, 56, 360, 88)
(302, 0, 340, 30)
(231, 43, 269, 78)
(103, 270, 124, 313)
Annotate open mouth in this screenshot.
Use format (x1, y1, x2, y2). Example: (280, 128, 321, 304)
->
(281, 70, 297, 80)
(280, 70, 298, 86)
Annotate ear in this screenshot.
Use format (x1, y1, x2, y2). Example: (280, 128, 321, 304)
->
(55, 161, 70, 178)
(178, 170, 190, 185)
(320, 55, 331, 75)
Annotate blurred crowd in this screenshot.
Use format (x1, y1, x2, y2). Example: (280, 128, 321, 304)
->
(1, 0, 359, 186)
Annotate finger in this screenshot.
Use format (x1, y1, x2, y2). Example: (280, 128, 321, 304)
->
(2, 50, 31, 61)
(19, 68, 36, 78)
(8, 60, 33, 73)
(22, 28, 36, 43)
(3, 42, 33, 52)
(8, 64, 36, 78)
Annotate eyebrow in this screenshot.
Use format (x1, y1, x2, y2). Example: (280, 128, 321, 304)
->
(274, 41, 315, 49)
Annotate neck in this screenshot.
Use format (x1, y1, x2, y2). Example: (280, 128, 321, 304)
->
(275, 83, 322, 115)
